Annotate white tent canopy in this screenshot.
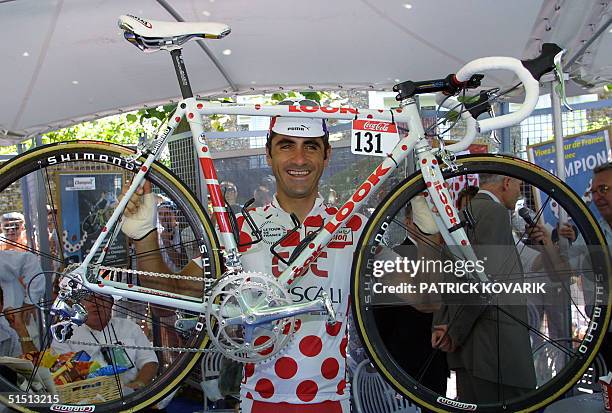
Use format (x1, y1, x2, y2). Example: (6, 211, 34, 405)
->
(1, 0, 610, 146)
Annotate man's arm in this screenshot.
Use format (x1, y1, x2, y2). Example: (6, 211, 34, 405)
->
(528, 223, 574, 281)
(132, 232, 206, 298)
(131, 231, 178, 293)
(126, 361, 158, 389)
(122, 182, 207, 298)
(4, 307, 37, 354)
(20, 253, 45, 305)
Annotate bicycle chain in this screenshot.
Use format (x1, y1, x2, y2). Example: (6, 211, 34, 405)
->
(65, 339, 214, 353)
(97, 265, 211, 283)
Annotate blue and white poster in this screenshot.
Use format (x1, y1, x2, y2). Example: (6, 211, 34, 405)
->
(528, 127, 611, 227)
(58, 173, 127, 266)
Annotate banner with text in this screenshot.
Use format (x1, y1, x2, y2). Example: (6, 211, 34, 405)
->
(527, 127, 611, 226)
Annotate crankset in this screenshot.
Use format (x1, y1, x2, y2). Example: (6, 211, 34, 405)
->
(205, 271, 335, 363)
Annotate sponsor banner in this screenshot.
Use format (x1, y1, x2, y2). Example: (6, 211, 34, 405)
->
(528, 127, 611, 226)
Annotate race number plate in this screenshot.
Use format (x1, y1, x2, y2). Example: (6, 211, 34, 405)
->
(351, 119, 400, 157)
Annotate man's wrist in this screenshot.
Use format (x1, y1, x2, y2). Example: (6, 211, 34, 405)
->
(131, 228, 158, 242)
(129, 380, 146, 388)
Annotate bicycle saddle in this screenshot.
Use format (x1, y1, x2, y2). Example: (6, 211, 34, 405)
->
(118, 14, 231, 52)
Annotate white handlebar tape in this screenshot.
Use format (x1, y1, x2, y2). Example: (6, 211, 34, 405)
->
(455, 57, 539, 133)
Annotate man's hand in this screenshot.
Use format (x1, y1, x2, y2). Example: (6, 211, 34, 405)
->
(526, 223, 552, 245)
(431, 324, 456, 352)
(557, 223, 576, 242)
(120, 181, 158, 240)
(125, 380, 146, 390)
(412, 195, 440, 235)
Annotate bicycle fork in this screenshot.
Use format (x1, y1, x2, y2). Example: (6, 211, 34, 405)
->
(415, 142, 488, 282)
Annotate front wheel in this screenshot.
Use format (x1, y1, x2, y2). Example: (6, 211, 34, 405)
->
(351, 154, 611, 412)
(0, 141, 222, 412)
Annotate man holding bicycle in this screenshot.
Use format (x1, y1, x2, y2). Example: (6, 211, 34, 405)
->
(122, 100, 363, 413)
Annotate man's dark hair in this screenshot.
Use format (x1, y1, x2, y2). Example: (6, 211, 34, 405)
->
(593, 162, 612, 174)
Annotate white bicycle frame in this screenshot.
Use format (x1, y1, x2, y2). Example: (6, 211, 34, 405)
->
(65, 55, 541, 316)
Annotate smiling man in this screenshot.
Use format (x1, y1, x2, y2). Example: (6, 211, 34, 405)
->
(233, 100, 365, 413)
(121, 100, 365, 413)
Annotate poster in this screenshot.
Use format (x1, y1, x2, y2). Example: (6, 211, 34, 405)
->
(58, 173, 127, 266)
(527, 127, 611, 226)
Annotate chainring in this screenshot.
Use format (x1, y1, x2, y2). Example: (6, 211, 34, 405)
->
(205, 271, 297, 363)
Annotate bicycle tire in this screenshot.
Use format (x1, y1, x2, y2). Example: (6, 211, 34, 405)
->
(0, 141, 223, 412)
(351, 154, 611, 412)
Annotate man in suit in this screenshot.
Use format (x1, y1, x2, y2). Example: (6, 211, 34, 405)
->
(432, 173, 546, 403)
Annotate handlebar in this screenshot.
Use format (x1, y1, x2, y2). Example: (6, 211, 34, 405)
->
(454, 56, 539, 133)
(426, 43, 564, 148)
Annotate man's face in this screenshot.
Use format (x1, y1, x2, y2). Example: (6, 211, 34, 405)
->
(83, 295, 113, 331)
(1, 218, 25, 242)
(223, 186, 237, 204)
(502, 177, 522, 210)
(47, 210, 56, 232)
(592, 169, 612, 223)
(266, 134, 330, 201)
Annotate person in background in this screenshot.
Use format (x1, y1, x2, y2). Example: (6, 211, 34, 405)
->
(587, 162, 612, 369)
(51, 293, 158, 391)
(326, 188, 338, 207)
(46, 205, 60, 254)
(374, 201, 449, 409)
(0, 284, 38, 356)
(0, 250, 45, 347)
(157, 200, 186, 273)
(433, 173, 539, 403)
(0, 212, 30, 252)
(252, 185, 272, 208)
(220, 181, 242, 214)
(456, 185, 479, 210)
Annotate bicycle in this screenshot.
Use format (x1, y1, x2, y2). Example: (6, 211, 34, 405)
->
(0, 14, 608, 413)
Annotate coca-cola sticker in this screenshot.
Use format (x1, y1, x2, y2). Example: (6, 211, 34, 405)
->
(351, 119, 400, 157)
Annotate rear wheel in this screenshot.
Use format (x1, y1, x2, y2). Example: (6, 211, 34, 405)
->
(0, 141, 222, 412)
(352, 154, 611, 412)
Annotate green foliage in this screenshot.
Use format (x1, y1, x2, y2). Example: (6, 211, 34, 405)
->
(0, 90, 340, 157)
(0, 105, 180, 156)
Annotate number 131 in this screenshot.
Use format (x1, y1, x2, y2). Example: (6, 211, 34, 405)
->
(354, 132, 382, 154)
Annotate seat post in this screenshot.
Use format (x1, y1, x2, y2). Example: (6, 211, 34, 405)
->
(170, 48, 194, 99)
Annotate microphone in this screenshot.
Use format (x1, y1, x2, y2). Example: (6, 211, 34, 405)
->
(518, 207, 543, 245)
(518, 207, 536, 227)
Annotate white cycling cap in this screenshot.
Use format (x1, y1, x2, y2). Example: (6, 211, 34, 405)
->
(269, 116, 328, 138)
(268, 99, 328, 138)
(1, 212, 25, 222)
